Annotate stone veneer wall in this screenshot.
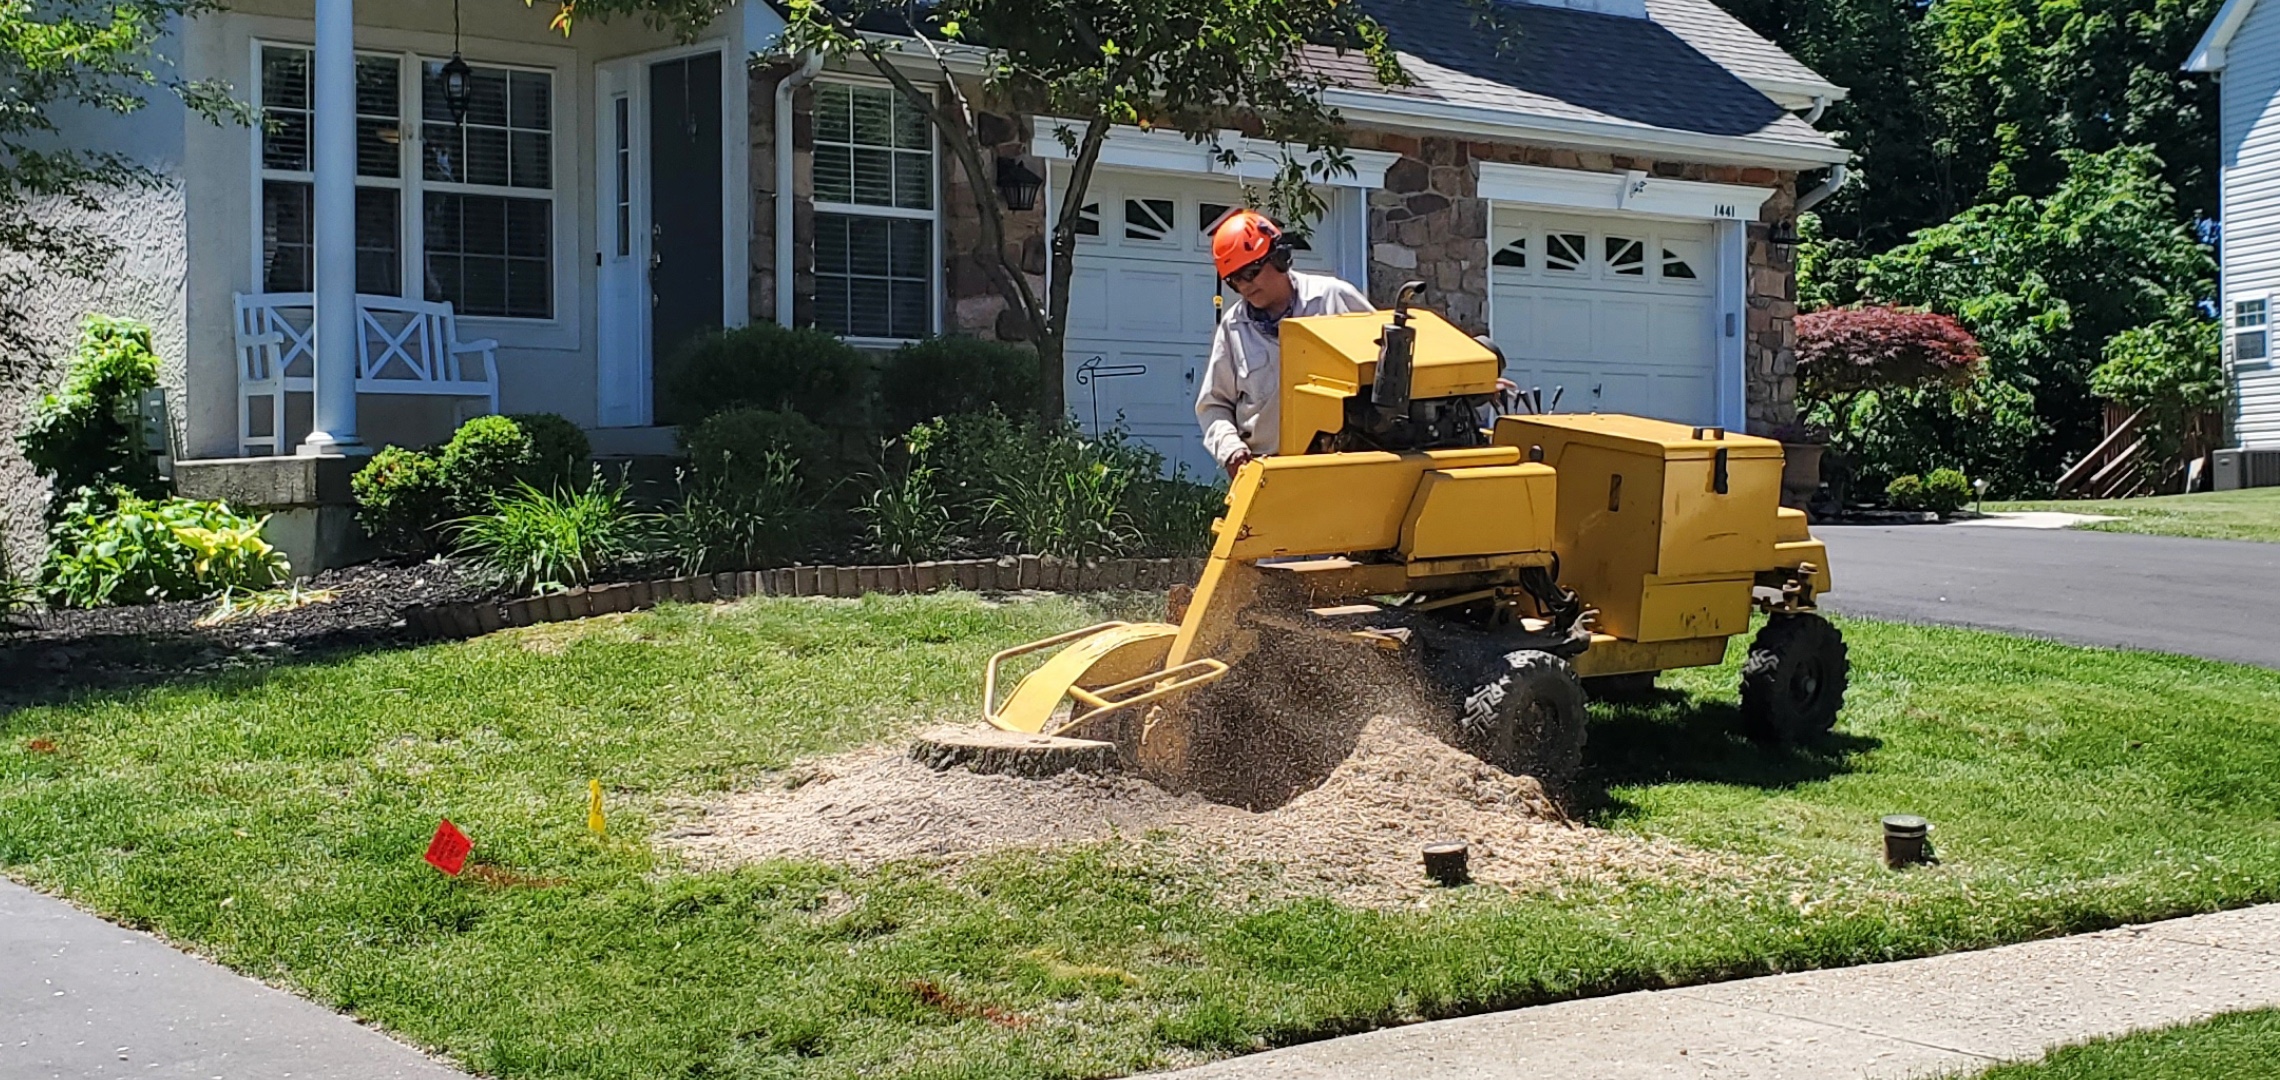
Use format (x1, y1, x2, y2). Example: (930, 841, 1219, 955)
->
(744, 66, 1801, 433)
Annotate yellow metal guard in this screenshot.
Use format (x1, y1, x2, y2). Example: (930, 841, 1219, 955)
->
(983, 621, 1230, 736)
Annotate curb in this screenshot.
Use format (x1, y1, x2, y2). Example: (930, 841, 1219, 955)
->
(401, 555, 1207, 640)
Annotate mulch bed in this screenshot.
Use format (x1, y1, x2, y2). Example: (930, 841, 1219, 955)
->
(0, 561, 486, 702)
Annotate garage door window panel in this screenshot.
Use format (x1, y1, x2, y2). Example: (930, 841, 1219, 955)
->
(1125, 198, 1175, 243)
(1546, 232, 1587, 273)
(1605, 236, 1646, 277)
(813, 80, 936, 341)
(1661, 242, 1700, 281)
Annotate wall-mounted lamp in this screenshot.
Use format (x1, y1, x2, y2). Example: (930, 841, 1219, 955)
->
(1767, 218, 1802, 250)
(996, 156, 1043, 212)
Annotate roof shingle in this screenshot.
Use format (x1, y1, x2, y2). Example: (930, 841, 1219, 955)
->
(1319, 0, 1840, 153)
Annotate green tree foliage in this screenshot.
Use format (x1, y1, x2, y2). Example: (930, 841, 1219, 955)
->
(0, 1, 247, 365)
(1717, 0, 2218, 247)
(1840, 147, 2215, 486)
(555, 0, 1405, 418)
(1714, 0, 1960, 249)
(2092, 313, 2225, 464)
(1923, 0, 2219, 227)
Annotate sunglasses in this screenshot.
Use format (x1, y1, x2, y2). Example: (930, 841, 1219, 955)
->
(1225, 261, 1272, 287)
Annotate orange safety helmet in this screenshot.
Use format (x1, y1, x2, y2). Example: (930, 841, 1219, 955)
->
(1211, 208, 1292, 279)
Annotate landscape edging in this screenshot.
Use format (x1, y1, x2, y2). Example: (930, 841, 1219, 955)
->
(402, 555, 1207, 640)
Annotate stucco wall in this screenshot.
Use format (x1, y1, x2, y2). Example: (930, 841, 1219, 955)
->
(2, 17, 193, 577)
(0, 181, 192, 578)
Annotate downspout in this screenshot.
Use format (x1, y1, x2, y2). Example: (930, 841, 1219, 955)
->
(1802, 94, 1828, 126)
(1795, 162, 1849, 214)
(775, 51, 825, 327)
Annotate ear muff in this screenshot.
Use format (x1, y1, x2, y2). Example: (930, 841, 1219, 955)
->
(1267, 238, 1294, 271)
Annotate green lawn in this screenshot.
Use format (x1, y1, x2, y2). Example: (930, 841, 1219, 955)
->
(1990, 488, 2280, 543)
(6, 593, 2280, 1079)
(1971, 1009, 2280, 1079)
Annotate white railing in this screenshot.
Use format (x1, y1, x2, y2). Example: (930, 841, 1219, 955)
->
(234, 291, 500, 456)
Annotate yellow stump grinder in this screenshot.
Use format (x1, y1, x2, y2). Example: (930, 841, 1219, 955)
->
(980, 283, 1845, 794)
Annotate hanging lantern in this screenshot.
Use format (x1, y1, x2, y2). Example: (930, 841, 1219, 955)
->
(442, 0, 472, 125)
(441, 53, 473, 125)
(996, 156, 1043, 212)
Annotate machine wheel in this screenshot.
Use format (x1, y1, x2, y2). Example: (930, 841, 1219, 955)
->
(1582, 673, 1658, 703)
(1453, 649, 1589, 792)
(1740, 613, 1850, 743)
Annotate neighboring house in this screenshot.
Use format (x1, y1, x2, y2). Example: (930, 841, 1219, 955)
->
(4, 0, 1847, 567)
(2191, 0, 2280, 452)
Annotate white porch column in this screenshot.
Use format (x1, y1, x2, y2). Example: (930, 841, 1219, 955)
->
(301, 0, 363, 455)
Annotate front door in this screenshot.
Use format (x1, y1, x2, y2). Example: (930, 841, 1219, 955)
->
(647, 53, 722, 425)
(593, 48, 725, 429)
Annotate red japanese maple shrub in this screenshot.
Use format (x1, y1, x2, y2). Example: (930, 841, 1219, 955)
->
(1796, 306, 1985, 399)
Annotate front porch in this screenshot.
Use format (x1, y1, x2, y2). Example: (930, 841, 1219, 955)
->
(179, 0, 785, 463)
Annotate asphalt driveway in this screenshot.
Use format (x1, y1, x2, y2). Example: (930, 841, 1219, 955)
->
(1817, 523, 2280, 668)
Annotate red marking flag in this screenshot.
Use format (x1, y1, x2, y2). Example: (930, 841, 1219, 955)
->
(424, 819, 471, 876)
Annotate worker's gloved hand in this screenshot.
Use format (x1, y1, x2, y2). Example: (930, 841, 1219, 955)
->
(1222, 450, 1254, 479)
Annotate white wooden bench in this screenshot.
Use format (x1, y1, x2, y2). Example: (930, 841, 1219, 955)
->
(234, 292, 500, 455)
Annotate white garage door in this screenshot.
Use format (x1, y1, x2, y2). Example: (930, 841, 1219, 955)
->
(1487, 208, 1717, 425)
(1058, 170, 1341, 479)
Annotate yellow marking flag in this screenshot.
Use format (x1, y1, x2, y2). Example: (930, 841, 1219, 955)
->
(587, 779, 606, 837)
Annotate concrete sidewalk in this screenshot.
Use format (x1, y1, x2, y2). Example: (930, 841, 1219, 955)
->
(1, 877, 464, 1080)
(1154, 905, 2280, 1079)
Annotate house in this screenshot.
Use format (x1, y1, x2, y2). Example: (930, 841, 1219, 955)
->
(2190, 0, 2280, 468)
(2, 0, 1848, 570)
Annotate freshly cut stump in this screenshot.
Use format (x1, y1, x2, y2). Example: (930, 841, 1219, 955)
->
(910, 725, 1122, 778)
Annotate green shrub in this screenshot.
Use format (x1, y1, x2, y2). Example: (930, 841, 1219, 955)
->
(1922, 468, 1973, 515)
(906, 410, 1022, 537)
(449, 474, 653, 595)
(1885, 474, 1926, 510)
(988, 430, 1142, 559)
(22, 315, 164, 519)
(505, 412, 592, 494)
(1126, 474, 1224, 557)
(680, 407, 837, 490)
(656, 323, 872, 433)
(1807, 378, 2048, 499)
(859, 459, 953, 562)
(438, 415, 535, 508)
(351, 446, 453, 554)
(657, 458, 815, 574)
(43, 491, 289, 607)
(881, 412, 1213, 559)
(876, 336, 1042, 433)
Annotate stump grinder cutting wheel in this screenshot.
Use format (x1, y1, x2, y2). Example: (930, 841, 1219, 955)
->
(975, 283, 1846, 794)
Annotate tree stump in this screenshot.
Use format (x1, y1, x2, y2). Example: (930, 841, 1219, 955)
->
(909, 726, 1122, 778)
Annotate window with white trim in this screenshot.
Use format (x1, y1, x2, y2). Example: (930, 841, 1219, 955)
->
(2235, 298, 2268, 362)
(811, 81, 935, 340)
(255, 44, 557, 320)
